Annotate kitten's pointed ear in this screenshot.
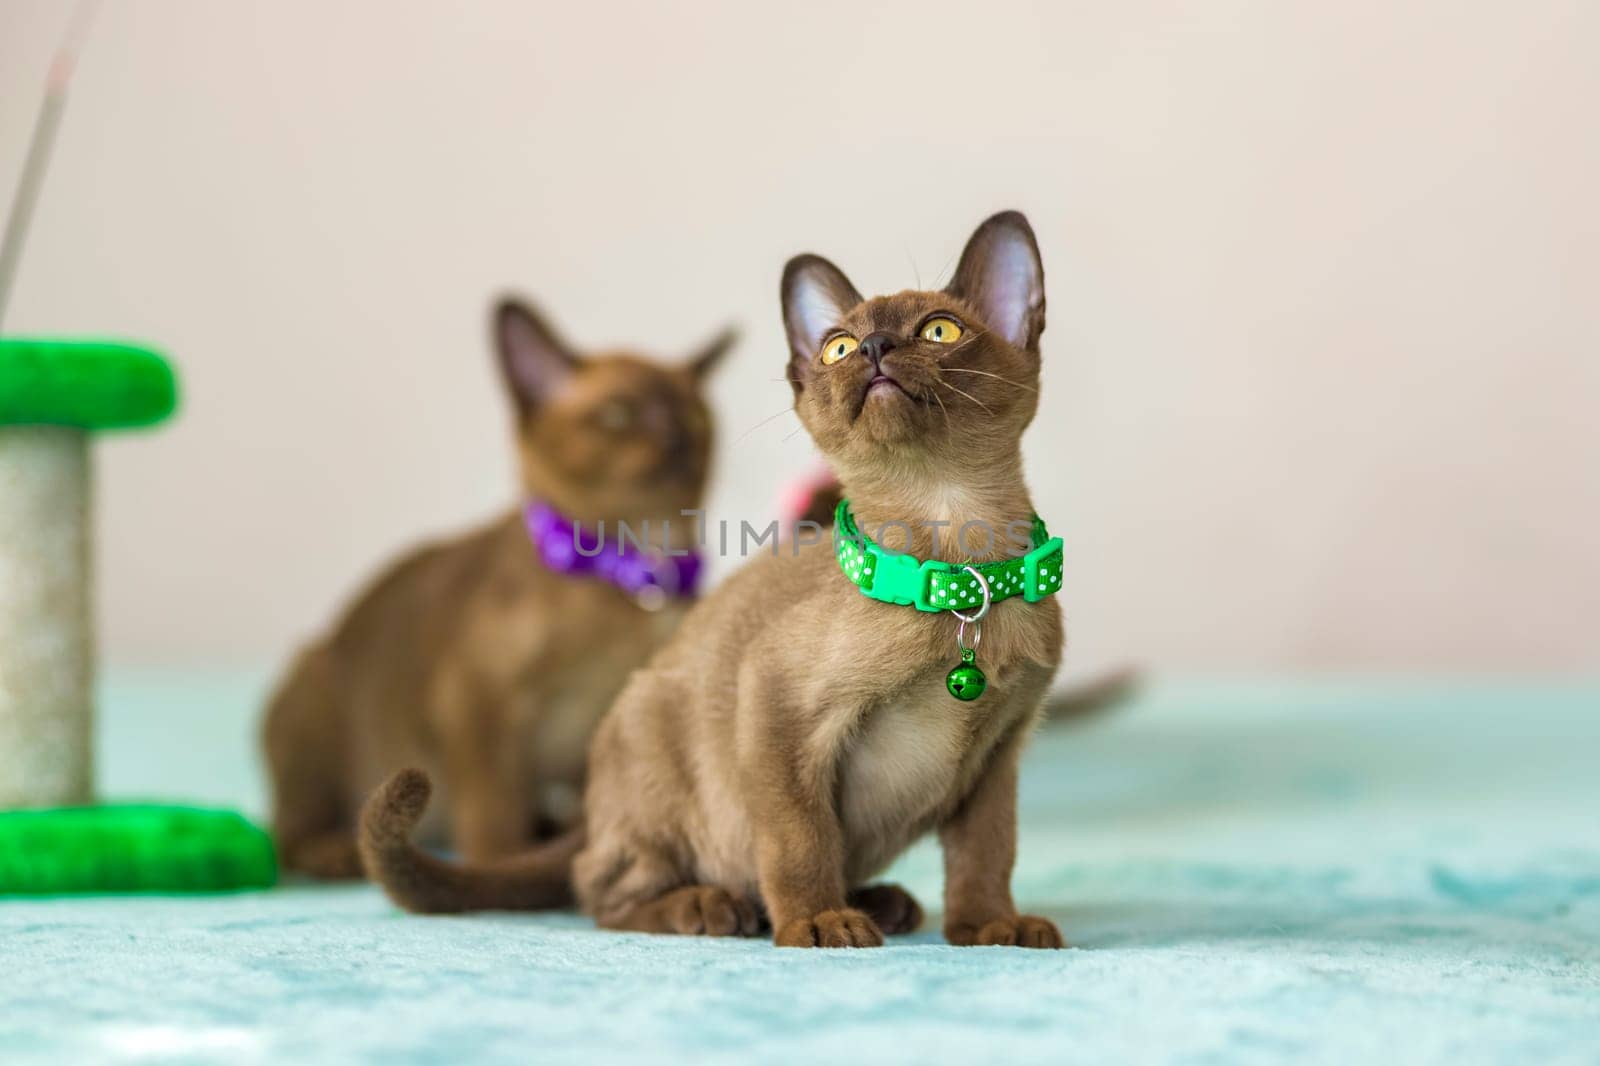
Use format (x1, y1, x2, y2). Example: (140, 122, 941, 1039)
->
(782, 254, 863, 383)
(945, 211, 1045, 352)
(494, 296, 578, 414)
(687, 325, 738, 380)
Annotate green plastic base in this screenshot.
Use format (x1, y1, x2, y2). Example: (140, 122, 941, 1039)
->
(0, 804, 277, 896)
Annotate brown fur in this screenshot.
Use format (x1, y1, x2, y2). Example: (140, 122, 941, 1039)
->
(264, 297, 731, 878)
(362, 212, 1068, 949)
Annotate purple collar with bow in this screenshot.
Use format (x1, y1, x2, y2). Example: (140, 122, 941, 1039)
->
(523, 501, 703, 608)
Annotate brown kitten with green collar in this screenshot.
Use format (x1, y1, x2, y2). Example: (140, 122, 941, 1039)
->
(362, 212, 1066, 949)
(263, 297, 731, 879)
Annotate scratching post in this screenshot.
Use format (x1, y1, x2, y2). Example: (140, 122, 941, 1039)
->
(0, 26, 273, 893)
(0, 425, 92, 806)
(0, 339, 278, 896)
(0, 338, 176, 808)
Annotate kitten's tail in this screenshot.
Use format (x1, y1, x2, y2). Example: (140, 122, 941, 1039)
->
(1042, 667, 1142, 723)
(358, 768, 581, 914)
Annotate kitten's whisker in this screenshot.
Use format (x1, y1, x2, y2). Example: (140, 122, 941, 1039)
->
(732, 405, 797, 445)
(928, 383, 951, 429)
(941, 367, 1037, 394)
(935, 377, 994, 415)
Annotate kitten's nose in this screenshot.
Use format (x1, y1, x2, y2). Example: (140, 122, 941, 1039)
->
(859, 332, 899, 367)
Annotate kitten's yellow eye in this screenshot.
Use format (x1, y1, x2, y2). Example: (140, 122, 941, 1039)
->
(820, 334, 859, 365)
(921, 317, 963, 344)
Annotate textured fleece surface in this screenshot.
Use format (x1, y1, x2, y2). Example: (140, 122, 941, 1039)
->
(2, 673, 1597, 1064)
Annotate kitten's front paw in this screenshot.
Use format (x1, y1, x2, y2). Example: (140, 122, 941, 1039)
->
(945, 914, 1065, 949)
(668, 886, 763, 937)
(774, 907, 884, 948)
(848, 883, 924, 936)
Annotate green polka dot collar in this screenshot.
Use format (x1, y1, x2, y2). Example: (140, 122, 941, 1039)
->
(833, 498, 1064, 613)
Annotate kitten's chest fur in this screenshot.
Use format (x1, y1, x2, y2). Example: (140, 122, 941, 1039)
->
(834, 652, 1046, 880)
(521, 617, 677, 782)
(837, 683, 971, 872)
(753, 546, 1061, 882)
(457, 533, 683, 770)
(340, 512, 683, 803)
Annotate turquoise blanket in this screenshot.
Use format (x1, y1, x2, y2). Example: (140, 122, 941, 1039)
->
(2, 674, 1597, 1063)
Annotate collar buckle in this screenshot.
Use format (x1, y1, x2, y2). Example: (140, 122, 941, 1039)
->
(861, 548, 926, 607)
(1021, 536, 1066, 603)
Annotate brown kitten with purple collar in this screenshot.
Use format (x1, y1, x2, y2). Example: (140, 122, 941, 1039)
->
(362, 212, 1066, 948)
(263, 297, 731, 878)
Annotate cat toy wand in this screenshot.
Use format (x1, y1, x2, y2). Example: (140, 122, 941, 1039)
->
(0, 0, 101, 331)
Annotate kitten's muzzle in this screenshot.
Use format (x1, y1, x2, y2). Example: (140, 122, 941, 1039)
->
(859, 332, 912, 397)
(858, 331, 900, 367)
